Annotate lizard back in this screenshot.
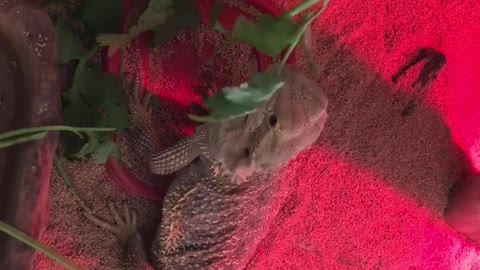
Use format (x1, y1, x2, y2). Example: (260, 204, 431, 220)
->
(153, 155, 287, 270)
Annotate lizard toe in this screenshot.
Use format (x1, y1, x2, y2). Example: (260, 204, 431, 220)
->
(85, 200, 139, 244)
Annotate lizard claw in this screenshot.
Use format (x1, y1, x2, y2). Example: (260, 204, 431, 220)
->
(83, 199, 138, 244)
(212, 163, 223, 177)
(211, 162, 232, 179)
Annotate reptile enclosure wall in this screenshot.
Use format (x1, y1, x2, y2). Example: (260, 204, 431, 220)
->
(0, 1, 58, 269)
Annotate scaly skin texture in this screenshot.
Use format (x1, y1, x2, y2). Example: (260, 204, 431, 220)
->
(84, 66, 329, 270)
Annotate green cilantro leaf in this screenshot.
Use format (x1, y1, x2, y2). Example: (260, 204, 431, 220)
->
(150, 0, 201, 46)
(77, 0, 123, 34)
(97, 0, 200, 55)
(190, 71, 284, 122)
(233, 14, 298, 57)
(96, 33, 131, 56)
(133, 0, 175, 36)
(92, 139, 121, 164)
(209, 2, 225, 33)
(191, 0, 331, 123)
(97, 0, 173, 56)
(61, 53, 128, 160)
(102, 103, 129, 129)
(223, 73, 285, 103)
(64, 64, 128, 129)
(69, 131, 121, 164)
(72, 131, 99, 159)
(55, 19, 88, 64)
(206, 93, 261, 120)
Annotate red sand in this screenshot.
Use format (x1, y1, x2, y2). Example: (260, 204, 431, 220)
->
(35, 0, 480, 269)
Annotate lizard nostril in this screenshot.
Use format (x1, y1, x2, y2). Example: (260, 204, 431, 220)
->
(268, 114, 277, 127)
(243, 148, 250, 158)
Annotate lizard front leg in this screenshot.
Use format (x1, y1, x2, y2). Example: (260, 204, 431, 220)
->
(149, 132, 206, 176)
(125, 74, 161, 162)
(83, 200, 154, 270)
(125, 74, 207, 176)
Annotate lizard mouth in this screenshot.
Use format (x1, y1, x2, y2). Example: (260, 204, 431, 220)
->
(231, 165, 260, 182)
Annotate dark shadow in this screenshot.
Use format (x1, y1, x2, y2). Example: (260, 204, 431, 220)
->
(307, 33, 472, 215)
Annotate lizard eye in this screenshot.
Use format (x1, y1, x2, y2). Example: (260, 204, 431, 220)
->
(268, 114, 277, 127)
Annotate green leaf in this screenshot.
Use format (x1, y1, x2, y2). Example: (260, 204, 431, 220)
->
(66, 130, 120, 164)
(150, 0, 201, 46)
(223, 73, 285, 103)
(64, 64, 128, 129)
(72, 131, 99, 159)
(102, 103, 129, 129)
(77, 0, 123, 34)
(209, 2, 225, 33)
(96, 34, 131, 56)
(92, 140, 121, 164)
(233, 14, 298, 57)
(138, 0, 175, 32)
(209, 2, 224, 26)
(206, 92, 261, 120)
(97, 0, 200, 55)
(76, 66, 124, 107)
(280, 0, 322, 19)
(96, 0, 173, 55)
(55, 19, 88, 64)
(60, 43, 127, 160)
(194, 71, 284, 122)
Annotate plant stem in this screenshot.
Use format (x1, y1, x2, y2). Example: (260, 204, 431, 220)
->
(278, 0, 330, 70)
(54, 154, 93, 214)
(119, 48, 125, 81)
(0, 221, 82, 270)
(0, 132, 47, 149)
(280, 0, 320, 19)
(0, 126, 115, 141)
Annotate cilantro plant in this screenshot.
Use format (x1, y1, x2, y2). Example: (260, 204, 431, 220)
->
(55, 0, 129, 163)
(190, 0, 330, 122)
(97, 0, 200, 56)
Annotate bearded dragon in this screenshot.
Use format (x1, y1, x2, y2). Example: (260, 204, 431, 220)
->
(84, 66, 329, 270)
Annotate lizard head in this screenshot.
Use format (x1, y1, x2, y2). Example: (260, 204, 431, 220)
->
(215, 67, 328, 181)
